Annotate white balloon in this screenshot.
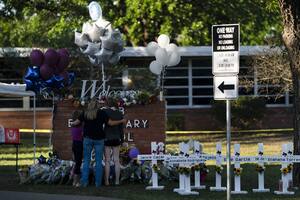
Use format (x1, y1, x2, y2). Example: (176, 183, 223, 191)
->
(146, 41, 159, 55)
(149, 60, 163, 75)
(88, 1, 102, 21)
(155, 48, 168, 66)
(167, 52, 181, 66)
(157, 34, 170, 48)
(166, 43, 178, 54)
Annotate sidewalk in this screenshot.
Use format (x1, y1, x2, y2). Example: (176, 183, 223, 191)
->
(0, 190, 123, 200)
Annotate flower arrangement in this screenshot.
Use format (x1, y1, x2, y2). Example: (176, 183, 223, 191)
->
(287, 164, 293, 172)
(233, 167, 243, 176)
(100, 90, 158, 108)
(215, 165, 223, 174)
(255, 164, 265, 173)
(120, 144, 130, 165)
(177, 167, 191, 175)
(152, 164, 160, 173)
(200, 164, 209, 174)
(281, 164, 293, 175)
(281, 167, 289, 175)
(192, 164, 201, 171)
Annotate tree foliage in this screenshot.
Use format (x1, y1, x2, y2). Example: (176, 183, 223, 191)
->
(0, 0, 282, 48)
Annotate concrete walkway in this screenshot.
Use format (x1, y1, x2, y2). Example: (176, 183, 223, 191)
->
(0, 190, 123, 200)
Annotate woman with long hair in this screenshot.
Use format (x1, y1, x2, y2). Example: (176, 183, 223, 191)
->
(71, 99, 125, 187)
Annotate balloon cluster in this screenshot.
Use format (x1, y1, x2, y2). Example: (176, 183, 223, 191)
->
(74, 1, 124, 66)
(24, 49, 75, 97)
(146, 34, 181, 75)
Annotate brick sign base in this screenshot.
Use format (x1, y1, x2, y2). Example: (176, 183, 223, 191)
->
(52, 100, 166, 160)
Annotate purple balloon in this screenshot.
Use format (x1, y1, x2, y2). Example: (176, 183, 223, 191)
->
(40, 63, 54, 80)
(129, 147, 140, 159)
(30, 49, 44, 67)
(44, 49, 59, 68)
(57, 48, 69, 56)
(56, 52, 70, 72)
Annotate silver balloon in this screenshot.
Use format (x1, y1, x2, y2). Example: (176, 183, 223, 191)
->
(81, 42, 101, 55)
(74, 32, 88, 47)
(109, 53, 120, 65)
(88, 55, 97, 65)
(87, 24, 102, 42)
(75, 10, 124, 66)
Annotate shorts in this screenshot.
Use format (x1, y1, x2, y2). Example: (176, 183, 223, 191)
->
(104, 139, 121, 147)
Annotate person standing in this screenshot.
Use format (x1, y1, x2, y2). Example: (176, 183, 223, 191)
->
(71, 99, 125, 187)
(70, 110, 83, 187)
(103, 98, 124, 186)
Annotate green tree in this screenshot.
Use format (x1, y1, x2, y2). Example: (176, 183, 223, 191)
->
(278, 0, 300, 186)
(249, 0, 300, 186)
(0, 0, 281, 47)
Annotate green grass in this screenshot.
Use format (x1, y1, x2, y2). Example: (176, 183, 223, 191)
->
(0, 134, 51, 166)
(0, 131, 299, 199)
(0, 165, 299, 200)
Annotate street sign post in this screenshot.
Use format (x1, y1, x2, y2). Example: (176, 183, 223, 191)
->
(212, 24, 240, 200)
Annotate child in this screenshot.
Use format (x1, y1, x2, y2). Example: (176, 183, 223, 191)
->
(71, 110, 83, 187)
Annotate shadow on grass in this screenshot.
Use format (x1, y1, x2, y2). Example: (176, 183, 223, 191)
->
(0, 165, 299, 200)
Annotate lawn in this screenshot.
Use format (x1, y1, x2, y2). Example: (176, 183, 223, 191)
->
(0, 131, 299, 200)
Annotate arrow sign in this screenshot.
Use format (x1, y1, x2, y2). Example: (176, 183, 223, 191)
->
(214, 75, 238, 100)
(218, 81, 235, 93)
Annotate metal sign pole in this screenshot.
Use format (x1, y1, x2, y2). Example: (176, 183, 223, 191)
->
(226, 99, 231, 200)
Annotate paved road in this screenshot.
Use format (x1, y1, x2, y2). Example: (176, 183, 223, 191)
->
(0, 190, 123, 200)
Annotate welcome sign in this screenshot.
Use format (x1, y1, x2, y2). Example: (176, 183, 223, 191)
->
(52, 99, 166, 159)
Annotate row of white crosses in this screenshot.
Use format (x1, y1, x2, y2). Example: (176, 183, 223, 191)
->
(210, 142, 295, 195)
(138, 141, 298, 196)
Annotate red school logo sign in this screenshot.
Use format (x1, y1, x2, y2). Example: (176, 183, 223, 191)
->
(0, 126, 20, 144)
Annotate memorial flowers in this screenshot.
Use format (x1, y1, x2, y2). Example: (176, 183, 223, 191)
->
(215, 165, 223, 174)
(233, 167, 243, 176)
(192, 164, 201, 171)
(281, 164, 292, 175)
(178, 167, 191, 175)
(281, 167, 289, 175)
(255, 164, 265, 173)
(152, 164, 160, 173)
(287, 164, 293, 172)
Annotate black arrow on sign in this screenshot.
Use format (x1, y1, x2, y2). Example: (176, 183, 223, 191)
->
(218, 81, 235, 93)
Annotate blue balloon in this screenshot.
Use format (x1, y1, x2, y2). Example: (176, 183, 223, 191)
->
(25, 79, 34, 91)
(45, 76, 56, 88)
(67, 72, 75, 86)
(25, 78, 42, 94)
(129, 147, 140, 159)
(24, 66, 40, 81)
(53, 75, 64, 89)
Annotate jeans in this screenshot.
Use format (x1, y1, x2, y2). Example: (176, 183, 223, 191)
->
(81, 137, 104, 187)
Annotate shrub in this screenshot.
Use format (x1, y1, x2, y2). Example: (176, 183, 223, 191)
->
(167, 113, 185, 131)
(211, 96, 266, 129)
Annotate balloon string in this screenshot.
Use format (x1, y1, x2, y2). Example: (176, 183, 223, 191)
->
(101, 63, 105, 94)
(161, 66, 166, 97)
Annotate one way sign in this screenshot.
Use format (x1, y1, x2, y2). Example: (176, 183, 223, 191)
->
(214, 75, 238, 100)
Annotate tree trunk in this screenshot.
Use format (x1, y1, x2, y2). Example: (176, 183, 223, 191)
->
(278, 0, 300, 186)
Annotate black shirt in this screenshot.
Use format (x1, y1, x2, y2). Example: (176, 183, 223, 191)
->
(104, 108, 124, 141)
(78, 109, 108, 140)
